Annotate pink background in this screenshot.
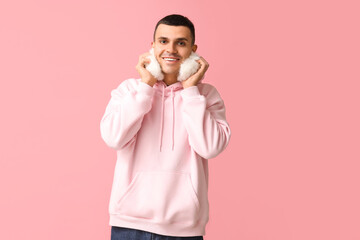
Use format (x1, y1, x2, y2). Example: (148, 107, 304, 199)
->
(1, 0, 359, 239)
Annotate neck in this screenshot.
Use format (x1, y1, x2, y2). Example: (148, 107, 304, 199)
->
(163, 73, 178, 86)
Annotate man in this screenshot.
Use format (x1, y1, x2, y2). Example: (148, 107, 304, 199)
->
(100, 14, 231, 240)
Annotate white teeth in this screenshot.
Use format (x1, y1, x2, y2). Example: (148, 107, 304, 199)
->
(163, 58, 177, 61)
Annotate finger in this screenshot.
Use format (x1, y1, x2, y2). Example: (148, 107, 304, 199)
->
(138, 53, 151, 62)
(138, 57, 150, 68)
(199, 57, 209, 66)
(197, 60, 207, 71)
(199, 58, 209, 71)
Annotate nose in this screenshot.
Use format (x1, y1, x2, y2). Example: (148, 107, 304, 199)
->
(166, 43, 177, 54)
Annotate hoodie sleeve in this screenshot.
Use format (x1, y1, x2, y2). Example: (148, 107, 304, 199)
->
(180, 84, 231, 159)
(100, 79, 154, 150)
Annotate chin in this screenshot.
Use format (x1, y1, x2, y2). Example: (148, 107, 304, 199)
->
(161, 67, 180, 75)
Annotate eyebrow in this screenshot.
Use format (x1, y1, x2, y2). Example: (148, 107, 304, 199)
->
(157, 37, 189, 42)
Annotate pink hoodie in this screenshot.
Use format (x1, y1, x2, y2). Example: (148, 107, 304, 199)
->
(100, 78, 231, 237)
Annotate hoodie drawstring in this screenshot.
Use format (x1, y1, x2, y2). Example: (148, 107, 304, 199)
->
(159, 83, 175, 152)
(159, 84, 165, 151)
(171, 88, 174, 151)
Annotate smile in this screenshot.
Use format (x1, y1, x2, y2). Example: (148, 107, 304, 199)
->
(162, 57, 180, 62)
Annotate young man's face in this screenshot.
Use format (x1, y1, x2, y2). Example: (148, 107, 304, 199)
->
(152, 24, 197, 76)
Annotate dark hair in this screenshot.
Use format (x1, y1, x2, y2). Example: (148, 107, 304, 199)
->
(153, 14, 195, 45)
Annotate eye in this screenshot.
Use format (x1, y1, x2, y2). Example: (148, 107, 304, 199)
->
(178, 41, 185, 46)
(160, 40, 167, 44)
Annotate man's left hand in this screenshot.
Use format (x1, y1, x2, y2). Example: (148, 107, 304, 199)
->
(181, 57, 209, 89)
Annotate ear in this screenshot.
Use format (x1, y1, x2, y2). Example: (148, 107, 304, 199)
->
(192, 44, 198, 52)
(151, 42, 154, 48)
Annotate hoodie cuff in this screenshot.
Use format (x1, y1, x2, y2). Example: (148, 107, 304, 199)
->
(181, 86, 202, 99)
(138, 81, 155, 96)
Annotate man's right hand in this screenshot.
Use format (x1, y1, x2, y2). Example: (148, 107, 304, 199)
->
(135, 52, 157, 87)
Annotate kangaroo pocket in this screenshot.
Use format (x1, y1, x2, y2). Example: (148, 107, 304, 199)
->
(116, 171, 201, 224)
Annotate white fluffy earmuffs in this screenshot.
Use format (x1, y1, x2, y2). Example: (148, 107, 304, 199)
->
(145, 48, 200, 82)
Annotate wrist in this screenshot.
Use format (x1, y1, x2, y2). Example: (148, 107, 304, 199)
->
(182, 83, 196, 89)
(141, 78, 156, 87)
